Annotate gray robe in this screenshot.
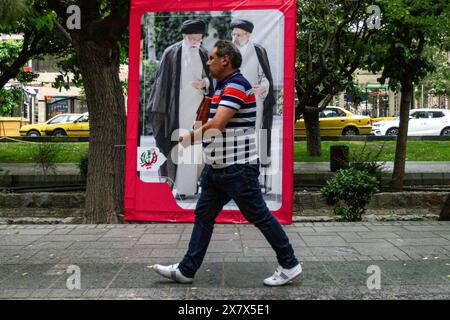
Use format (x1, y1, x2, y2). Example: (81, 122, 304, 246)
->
(146, 41, 213, 185)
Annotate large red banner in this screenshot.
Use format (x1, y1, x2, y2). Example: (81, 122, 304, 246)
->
(124, 0, 296, 224)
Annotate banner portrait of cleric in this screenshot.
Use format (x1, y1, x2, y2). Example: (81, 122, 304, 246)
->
(139, 19, 213, 200)
(136, 10, 286, 213)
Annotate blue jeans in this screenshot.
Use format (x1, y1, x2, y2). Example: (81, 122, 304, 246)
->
(178, 163, 299, 278)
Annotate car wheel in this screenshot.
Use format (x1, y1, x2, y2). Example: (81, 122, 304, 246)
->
(27, 130, 41, 137)
(342, 127, 359, 136)
(386, 128, 399, 136)
(53, 129, 67, 137)
(441, 127, 450, 136)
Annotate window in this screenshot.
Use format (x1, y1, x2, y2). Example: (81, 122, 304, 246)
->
(32, 56, 60, 73)
(321, 110, 338, 118)
(48, 115, 67, 124)
(430, 111, 444, 118)
(335, 108, 347, 117)
(67, 115, 81, 122)
(325, 108, 346, 117)
(76, 115, 89, 123)
(410, 111, 427, 119)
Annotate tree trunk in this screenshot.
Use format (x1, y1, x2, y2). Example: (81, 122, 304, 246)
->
(304, 108, 322, 157)
(440, 193, 450, 221)
(72, 37, 126, 223)
(390, 79, 413, 191)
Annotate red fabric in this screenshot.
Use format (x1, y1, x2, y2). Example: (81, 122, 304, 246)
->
(125, 0, 296, 224)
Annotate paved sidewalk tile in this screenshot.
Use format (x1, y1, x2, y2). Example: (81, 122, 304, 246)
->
(137, 234, 180, 245)
(366, 226, 409, 232)
(313, 226, 371, 233)
(356, 232, 399, 239)
(302, 235, 347, 247)
(387, 238, 450, 247)
(1, 222, 449, 299)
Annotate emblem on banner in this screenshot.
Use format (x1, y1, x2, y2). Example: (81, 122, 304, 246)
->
(138, 147, 166, 171)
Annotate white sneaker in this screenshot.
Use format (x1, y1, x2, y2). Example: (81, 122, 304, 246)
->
(263, 264, 302, 286)
(153, 263, 194, 284)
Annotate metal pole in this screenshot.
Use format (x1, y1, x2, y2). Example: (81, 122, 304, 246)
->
(365, 88, 368, 115)
(421, 84, 424, 108)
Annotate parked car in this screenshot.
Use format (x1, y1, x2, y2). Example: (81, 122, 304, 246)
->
(372, 108, 450, 136)
(19, 113, 83, 137)
(43, 112, 89, 137)
(295, 106, 372, 136)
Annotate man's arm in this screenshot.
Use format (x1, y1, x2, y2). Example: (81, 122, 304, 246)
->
(179, 105, 236, 147)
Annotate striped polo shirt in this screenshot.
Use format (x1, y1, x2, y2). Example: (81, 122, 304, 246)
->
(203, 70, 258, 168)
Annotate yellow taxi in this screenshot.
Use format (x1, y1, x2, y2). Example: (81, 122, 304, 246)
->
(295, 106, 372, 136)
(19, 113, 83, 137)
(44, 113, 89, 137)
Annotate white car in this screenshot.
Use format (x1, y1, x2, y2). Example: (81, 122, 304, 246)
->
(372, 108, 450, 136)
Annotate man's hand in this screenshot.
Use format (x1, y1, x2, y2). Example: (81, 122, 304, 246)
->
(253, 85, 267, 96)
(178, 131, 193, 148)
(191, 80, 206, 90)
(178, 106, 237, 148)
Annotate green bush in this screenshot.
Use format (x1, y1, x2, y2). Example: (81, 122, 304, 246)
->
(349, 142, 386, 187)
(78, 151, 89, 177)
(321, 168, 379, 222)
(30, 143, 62, 176)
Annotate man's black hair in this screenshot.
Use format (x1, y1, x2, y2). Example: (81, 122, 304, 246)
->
(214, 40, 242, 68)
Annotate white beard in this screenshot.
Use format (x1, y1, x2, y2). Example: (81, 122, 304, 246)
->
(183, 39, 200, 50)
(235, 39, 249, 48)
(188, 47, 199, 55)
(236, 41, 250, 57)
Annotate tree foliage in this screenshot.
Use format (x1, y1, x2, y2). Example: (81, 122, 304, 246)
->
(295, 0, 377, 156)
(364, 0, 450, 191)
(0, 40, 39, 84)
(415, 49, 450, 105)
(0, 0, 70, 89)
(0, 86, 23, 116)
(364, 0, 450, 88)
(0, 0, 30, 25)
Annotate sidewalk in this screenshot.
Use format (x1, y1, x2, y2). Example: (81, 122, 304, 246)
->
(295, 161, 450, 173)
(0, 163, 80, 175)
(2, 161, 450, 175)
(0, 221, 449, 299)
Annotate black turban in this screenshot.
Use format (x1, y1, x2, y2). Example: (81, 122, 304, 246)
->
(230, 19, 254, 33)
(180, 19, 206, 34)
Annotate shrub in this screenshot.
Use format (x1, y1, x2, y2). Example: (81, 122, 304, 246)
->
(321, 168, 379, 221)
(30, 143, 62, 176)
(349, 142, 387, 187)
(78, 151, 89, 177)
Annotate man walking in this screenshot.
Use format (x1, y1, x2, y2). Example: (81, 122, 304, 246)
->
(153, 40, 301, 286)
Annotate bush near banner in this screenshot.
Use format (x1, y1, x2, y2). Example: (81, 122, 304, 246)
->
(321, 168, 379, 222)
